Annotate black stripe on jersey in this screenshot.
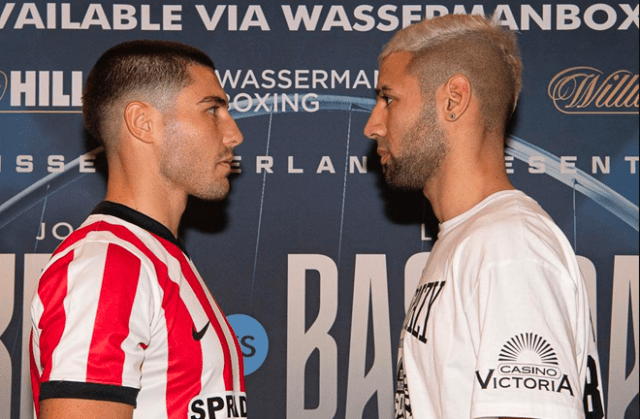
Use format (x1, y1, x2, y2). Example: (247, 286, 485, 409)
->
(92, 201, 189, 256)
(40, 381, 140, 407)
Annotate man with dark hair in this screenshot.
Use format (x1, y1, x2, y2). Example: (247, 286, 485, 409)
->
(30, 40, 246, 419)
(365, 15, 605, 419)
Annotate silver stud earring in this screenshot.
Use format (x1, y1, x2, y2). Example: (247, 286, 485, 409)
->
(450, 113, 456, 120)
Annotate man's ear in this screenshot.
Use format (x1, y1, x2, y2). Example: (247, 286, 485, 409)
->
(123, 101, 161, 144)
(441, 74, 472, 122)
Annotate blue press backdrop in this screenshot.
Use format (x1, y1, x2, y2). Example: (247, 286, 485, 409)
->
(1, 1, 638, 418)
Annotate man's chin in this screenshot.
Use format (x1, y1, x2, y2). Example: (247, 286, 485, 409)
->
(193, 180, 231, 202)
(384, 170, 424, 192)
(385, 179, 420, 192)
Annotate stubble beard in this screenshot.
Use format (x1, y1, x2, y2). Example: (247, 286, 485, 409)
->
(160, 127, 233, 202)
(383, 104, 448, 191)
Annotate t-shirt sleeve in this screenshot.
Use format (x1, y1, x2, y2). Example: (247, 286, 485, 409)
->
(31, 241, 156, 406)
(469, 259, 588, 419)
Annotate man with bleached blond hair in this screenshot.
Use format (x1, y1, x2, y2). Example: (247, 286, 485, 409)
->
(365, 14, 605, 419)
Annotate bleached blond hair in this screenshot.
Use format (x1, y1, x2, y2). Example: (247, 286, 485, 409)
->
(380, 14, 523, 131)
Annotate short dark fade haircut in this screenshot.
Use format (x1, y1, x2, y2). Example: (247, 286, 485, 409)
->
(83, 40, 215, 146)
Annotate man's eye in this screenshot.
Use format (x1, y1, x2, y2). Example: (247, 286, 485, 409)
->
(208, 106, 220, 115)
(382, 95, 394, 105)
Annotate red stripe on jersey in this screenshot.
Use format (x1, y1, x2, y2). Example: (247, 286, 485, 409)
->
(87, 222, 204, 418)
(226, 313, 246, 390)
(86, 244, 141, 385)
(51, 223, 101, 257)
(37, 250, 74, 383)
(159, 240, 245, 392)
(30, 331, 42, 417)
(160, 270, 204, 419)
(221, 311, 246, 391)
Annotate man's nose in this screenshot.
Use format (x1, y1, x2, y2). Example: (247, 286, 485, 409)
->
(364, 105, 387, 140)
(224, 118, 244, 148)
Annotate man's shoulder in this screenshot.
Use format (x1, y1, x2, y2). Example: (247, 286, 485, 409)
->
(50, 213, 189, 284)
(461, 190, 549, 236)
(40, 214, 169, 283)
(454, 190, 569, 258)
(52, 214, 147, 257)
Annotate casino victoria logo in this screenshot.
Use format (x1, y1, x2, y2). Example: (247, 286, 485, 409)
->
(549, 67, 639, 115)
(475, 333, 575, 396)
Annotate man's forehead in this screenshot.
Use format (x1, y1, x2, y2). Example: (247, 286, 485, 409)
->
(187, 65, 226, 98)
(189, 65, 221, 86)
(378, 52, 418, 88)
(380, 52, 413, 73)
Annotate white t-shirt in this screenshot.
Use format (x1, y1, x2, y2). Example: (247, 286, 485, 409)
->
(395, 190, 605, 419)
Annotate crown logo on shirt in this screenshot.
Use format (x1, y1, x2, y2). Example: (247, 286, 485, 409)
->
(499, 333, 559, 366)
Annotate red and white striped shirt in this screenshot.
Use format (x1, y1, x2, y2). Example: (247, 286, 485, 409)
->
(30, 202, 246, 419)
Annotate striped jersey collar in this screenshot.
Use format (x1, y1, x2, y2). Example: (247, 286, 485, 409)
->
(91, 201, 189, 256)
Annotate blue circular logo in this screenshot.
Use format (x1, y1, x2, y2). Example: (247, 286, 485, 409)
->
(227, 314, 269, 376)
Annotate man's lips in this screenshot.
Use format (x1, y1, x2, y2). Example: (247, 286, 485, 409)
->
(218, 156, 235, 171)
(378, 149, 391, 164)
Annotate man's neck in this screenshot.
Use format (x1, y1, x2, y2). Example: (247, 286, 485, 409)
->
(424, 136, 515, 223)
(105, 175, 187, 238)
(425, 177, 515, 223)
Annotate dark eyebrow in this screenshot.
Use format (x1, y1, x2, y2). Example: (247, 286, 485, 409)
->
(199, 95, 228, 108)
(375, 85, 392, 97)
